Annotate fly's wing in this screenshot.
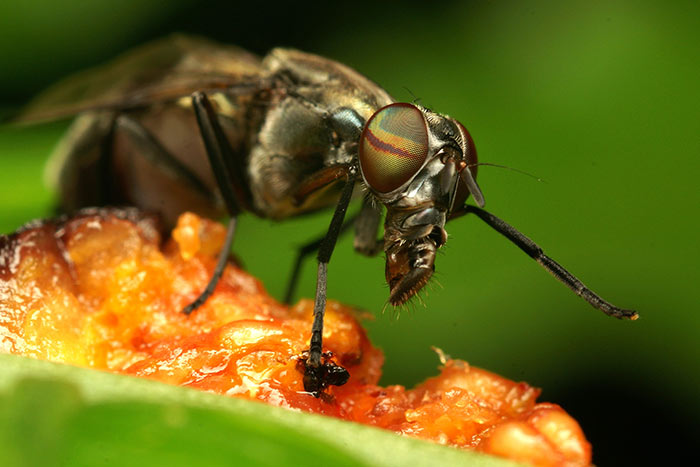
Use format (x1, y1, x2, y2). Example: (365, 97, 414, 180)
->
(17, 34, 266, 123)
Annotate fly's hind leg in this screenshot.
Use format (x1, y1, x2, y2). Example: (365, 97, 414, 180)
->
(182, 92, 250, 315)
(114, 114, 215, 205)
(56, 111, 218, 224)
(113, 113, 223, 226)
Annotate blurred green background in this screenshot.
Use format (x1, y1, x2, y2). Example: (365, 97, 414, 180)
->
(1, 0, 697, 464)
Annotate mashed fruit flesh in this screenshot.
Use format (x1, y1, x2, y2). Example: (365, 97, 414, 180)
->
(0, 208, 591, 466)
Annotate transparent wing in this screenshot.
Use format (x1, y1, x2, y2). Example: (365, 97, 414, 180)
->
(18, 34, 266, 123)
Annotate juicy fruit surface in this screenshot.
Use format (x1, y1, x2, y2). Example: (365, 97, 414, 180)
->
(0, 209, 591, 466)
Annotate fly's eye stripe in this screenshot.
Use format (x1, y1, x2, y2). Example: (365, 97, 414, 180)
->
(359, 103, 429, 193)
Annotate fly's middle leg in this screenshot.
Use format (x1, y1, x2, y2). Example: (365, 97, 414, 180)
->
(284, 197, 382, 304)
(283, 212, 358, 305)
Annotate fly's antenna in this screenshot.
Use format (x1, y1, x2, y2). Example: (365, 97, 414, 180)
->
(402, 86, 422, 106)
(467, 162, 546, 183)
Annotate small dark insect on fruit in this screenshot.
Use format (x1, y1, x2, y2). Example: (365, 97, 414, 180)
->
(19, 34, 638, 396)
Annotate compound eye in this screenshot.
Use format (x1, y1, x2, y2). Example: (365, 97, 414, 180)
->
(455, 120, 478, 174)
(451, 119, 484, 208)
(359, 103, 429, 193)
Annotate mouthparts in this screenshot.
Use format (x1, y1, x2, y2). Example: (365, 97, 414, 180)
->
(385, 223, 447, 306)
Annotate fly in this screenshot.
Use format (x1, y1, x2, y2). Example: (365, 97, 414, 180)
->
(18, 34, 638, 397)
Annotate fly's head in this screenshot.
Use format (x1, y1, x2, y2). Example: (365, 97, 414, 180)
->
(358, 103, 484, 305)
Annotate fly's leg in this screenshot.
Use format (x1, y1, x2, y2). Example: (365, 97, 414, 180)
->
(303, 174, 357, 396)
(182, 92, 248, 315)
(181, 217, 237, 314)
(282, 164, 362, 304)
(52, 112, 213, 215)
(286, 164, 375, 395)
(352, 197, 383, 256)
(283, 212, 357, 305)
(283, 198, 382, 304)
(456, 205, 639, 320)
(114, 115, 215, 204)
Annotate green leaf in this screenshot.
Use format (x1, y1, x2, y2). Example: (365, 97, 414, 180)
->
(0, 354, 520, 467)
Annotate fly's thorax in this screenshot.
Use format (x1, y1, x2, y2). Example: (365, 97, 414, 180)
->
(246, 103, 377, 219)
(264, 48, 393, 114)
(241, 47, 398, 220)
(246, 100, 359, 218)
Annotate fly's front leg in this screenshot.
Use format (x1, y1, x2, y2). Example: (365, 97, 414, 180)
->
(455, 205, 638, 320)
(182, 92, 248, 315)
(303, 173, 357, 397)
(353, 197, 383, 256)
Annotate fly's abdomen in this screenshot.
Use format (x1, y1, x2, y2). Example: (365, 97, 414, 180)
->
(48, 92, 256, 227)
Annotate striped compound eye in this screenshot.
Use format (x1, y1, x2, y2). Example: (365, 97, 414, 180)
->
(359, 103, 429, 193)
